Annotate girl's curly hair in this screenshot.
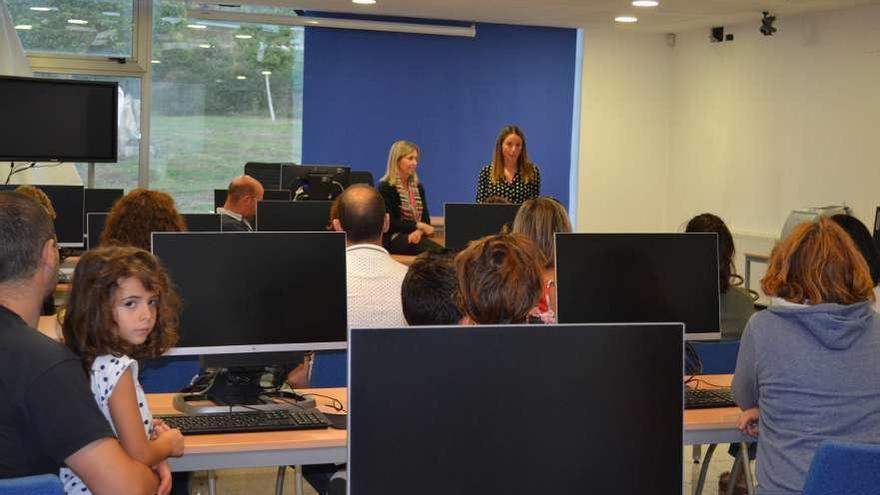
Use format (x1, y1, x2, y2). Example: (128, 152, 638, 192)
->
(100, 189, 186, 251)
(62, 245, 180, 371)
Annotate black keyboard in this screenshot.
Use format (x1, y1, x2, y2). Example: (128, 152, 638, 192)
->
(157, 409, 331, 435)
(685, 387, 736, 409)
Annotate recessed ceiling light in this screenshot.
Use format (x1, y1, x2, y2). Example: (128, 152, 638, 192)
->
(67, 19, 88, 25)
(352, 0, 377, 4)
(236, 75, 247, 80)
(151, 60, 161, 64)
(14, 25, 32, 30)
(198, 43, 212, 48)
(187, 24, 207, 29)
(234, 34, 252, 39)
(632, 0, 659, 7)
(29, 6, 53, 12)
(614, 16, 638, 23)
(306, 20, 320, 25)
(261, 71, 272, 75)
(102, 11, 120, 16)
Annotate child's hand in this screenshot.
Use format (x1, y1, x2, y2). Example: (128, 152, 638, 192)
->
(150, 418, 170, 440)
(160, 428, 185, 457)
(153, 461, 172, 495)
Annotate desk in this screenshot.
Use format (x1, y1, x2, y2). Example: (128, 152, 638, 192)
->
(684, 374, 752, 446)
(148, 388, 347, 472)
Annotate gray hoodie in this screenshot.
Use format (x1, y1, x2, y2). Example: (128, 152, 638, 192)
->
(732, 301, 880, 495)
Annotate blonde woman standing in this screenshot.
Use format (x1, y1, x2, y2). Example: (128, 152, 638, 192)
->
(378, 140, 442, 255)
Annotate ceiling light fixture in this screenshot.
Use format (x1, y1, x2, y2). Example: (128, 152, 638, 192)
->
(151, 60, 161, 64)
(29, 6, 53, 12)
(614, 16, 638, 23)
(234, 34, 252, 39)
(352, 0, 377, 4)
(102, 11, 120, 16)
(187, 23, 207, 29)
(261, 71, 272, 75)
(236, 75, 247, 80)
(632, 0, 658, 7)
(198, 43, 212, 48)
(14, 25, 32, 30)
(67, 19, 88, 25)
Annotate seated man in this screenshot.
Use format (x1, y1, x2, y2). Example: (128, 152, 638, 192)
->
(401, 252, 464, 326)
(0, 192, 160, 494)
(331, 184, 408, 327)
(218, 175, 264, 232)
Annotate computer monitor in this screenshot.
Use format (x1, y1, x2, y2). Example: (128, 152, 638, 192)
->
(256, 200, 332, 232)
(85, 212, 108, 251)
(555, 233, 721, 340)
(152, 231, 347, 356)
(214, 188, 290, 209)
(443, 203, 521, 251)
(83, 188, 122, 219)
(282, 164, 350, 200)
(244, 162, 295, 190)
(182, 213, 221, 232)
(348, 323, 684, 494)
(0, 184, 84, 246)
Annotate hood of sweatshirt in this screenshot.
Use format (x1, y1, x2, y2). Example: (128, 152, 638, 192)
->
(768, 301, 875, 350)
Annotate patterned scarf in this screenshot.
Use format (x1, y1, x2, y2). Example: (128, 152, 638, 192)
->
(395, 177, 423, 223)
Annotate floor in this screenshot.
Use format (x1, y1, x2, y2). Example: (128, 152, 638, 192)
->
(185, 444, 747, 494)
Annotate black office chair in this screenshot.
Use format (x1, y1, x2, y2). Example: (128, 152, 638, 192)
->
(349, 171, 374, 187)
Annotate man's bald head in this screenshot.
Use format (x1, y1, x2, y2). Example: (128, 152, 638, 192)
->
(333, 184, 387, 245)
(224, 175, 264, 217)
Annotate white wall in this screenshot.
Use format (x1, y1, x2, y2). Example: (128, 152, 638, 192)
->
(576, 29, 673, 233)
(577, 4, 880, 282)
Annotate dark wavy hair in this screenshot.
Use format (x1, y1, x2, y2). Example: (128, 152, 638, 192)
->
(490, 125, 537, 184)
(830, 214, 880, 286)
(685, 213, 741, 293)
(63, 245, 180, 371)
(100, 189, 186, 251)
(455, 233, 545, 324)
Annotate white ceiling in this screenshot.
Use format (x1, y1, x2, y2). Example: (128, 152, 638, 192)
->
(237, 0, 879, 32)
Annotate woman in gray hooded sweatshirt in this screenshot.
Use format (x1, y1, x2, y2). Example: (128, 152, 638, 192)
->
(732, 217, 880, 495)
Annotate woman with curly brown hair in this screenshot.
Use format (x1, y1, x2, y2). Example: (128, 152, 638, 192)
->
(454, 233, 546, 324)
(61, 245, 183, 494)
(731, 218, 880, 494)
(100, 189, 186, 251)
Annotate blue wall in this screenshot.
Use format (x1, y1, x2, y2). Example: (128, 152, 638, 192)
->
(302, 22, 577, 214)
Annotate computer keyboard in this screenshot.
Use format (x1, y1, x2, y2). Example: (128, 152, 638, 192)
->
(685, 387, 736, 409)
(156, 408, 331, 435)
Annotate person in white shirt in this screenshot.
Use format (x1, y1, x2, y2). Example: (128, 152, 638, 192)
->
(331, 184, 408, 328)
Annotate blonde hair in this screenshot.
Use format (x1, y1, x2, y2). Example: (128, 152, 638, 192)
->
(512, 197, 572, 269)
(491, 125, 537, 184)
(380, 140, 420, 185)
(762, 217, 874, 305)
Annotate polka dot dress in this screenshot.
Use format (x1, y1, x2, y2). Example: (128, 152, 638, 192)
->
(475, 164, 541, 204)
(60, 355, 153, 495)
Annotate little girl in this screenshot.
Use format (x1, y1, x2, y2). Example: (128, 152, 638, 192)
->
(61, 245, 185, 495)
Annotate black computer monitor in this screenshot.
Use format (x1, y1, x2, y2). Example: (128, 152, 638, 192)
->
(348, 323, 684, 494)
(214, 188, 291, 209)
(256, 200, 332, 232)
(0, 184, 84, 246)
(85, 212, 108, 250)
(555, 233, 721, 340)
(152, 231, 347, 355)
(282, 165, 350, 200)
(244, 162, 295, 190)
(182, 213, 222, 232)
(443, 203, 521, 251)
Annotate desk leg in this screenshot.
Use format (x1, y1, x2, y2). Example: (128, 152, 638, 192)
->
(275, 466, 287, 495)
(208, 470, 217, 495)
(693, 443, 716, 495)
(295, 465, 303, 495)
(738, 442, 755, 495)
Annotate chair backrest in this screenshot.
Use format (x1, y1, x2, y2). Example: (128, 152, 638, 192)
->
(138, 356, 201, 393)
(310, 350, 347, 387)
(690, 340, 740, 375)
(0, 474, 64, 495)
(802, 440, 880, 495)
(349, 171, 374, 187)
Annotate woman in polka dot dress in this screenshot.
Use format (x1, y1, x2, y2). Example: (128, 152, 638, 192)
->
(60, 246, 184, 495)
(475, 125, 541, 204)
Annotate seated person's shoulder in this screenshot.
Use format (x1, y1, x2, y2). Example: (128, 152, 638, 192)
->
(0, 310, 78, 377)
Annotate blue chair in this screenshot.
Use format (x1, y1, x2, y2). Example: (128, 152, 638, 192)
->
(0, 474, 64, 494)
(802, 440, 880, 495)
(310, 350, 347, 388)
(691, 339, 740, 375)
(138, 356, 201, 393)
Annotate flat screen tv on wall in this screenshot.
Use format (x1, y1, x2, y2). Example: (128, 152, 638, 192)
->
(0, 76, 118, 163)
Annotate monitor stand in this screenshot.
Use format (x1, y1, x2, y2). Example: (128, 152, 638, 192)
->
(171, 367, 315, 415)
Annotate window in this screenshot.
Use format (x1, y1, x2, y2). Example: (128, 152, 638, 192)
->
(150, 0, 304, 213)
(7, 0, 135, 58)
